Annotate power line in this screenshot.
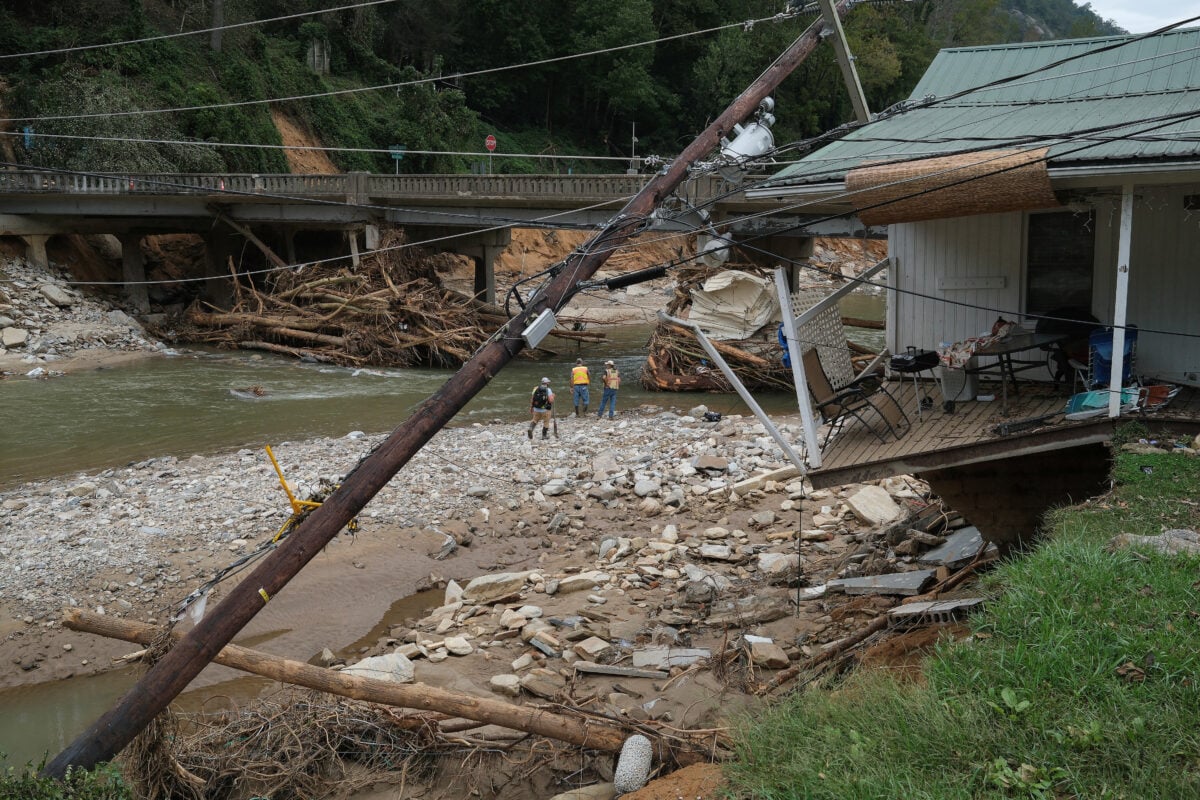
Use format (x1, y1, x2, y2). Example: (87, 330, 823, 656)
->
(0, 0, 402, 60)
(4, 12, 800, 124)
(0, 129, 634, 164)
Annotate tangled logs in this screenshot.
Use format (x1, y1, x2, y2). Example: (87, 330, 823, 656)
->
(177, 229, 577, 368)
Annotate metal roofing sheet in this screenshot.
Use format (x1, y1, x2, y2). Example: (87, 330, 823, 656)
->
(769, 27, 1200, 186)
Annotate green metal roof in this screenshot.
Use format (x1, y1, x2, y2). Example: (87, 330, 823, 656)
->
(767, 27, 1200, 187)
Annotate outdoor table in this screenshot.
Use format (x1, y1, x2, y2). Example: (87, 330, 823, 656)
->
(964, 331, 1068, 416)
(890, 348, 939, 419)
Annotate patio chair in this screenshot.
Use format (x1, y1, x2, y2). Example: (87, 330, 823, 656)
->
(1035, 306, 1099, 391)
(802, 347, 910, 449)
(1087, 326, 1137, 389)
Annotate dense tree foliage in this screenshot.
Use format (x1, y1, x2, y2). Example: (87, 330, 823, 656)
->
(0, 0, 1125, 174)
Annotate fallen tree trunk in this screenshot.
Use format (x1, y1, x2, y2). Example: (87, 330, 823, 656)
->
(238, 340, 340, 362)
(842, 316, 885, 330)
(546, 329, 607, 343)
(186, 310, 328, 332)
(662, 322, 771, 368)
(62, 608, 717, 765)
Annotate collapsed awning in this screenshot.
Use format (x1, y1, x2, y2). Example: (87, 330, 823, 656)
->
(687, 271, 779, 340)
(846, 148, 1060, 226)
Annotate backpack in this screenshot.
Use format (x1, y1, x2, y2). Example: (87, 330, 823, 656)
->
(532, 385, 551, 410)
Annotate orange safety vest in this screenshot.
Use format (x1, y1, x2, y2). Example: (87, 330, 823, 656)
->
(603, 368, 620, 389)
(572, 365, 590, 385)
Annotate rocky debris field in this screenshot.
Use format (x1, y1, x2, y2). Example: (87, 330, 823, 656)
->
(0, 256, 167, 376)
(1, 390, 987, 756)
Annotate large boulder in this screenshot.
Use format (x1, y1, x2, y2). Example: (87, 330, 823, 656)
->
(461, 571, 530, 603)
(343, 651, 415, 683)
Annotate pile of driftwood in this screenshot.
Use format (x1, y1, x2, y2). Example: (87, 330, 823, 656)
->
(641, 264, 878, 392)
(179, 229, 598, 368)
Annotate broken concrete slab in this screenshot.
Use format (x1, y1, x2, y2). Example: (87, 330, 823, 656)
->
(889, 597, 985, 625)
(828, 569, 936, 596)
(919, 527, 985, 569)
(630, 647, 711, 670)
(573, 661, 668, 679)
(730, 466, 800, 495)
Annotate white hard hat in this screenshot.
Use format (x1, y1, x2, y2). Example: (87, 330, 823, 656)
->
(541, 377, 550, 384)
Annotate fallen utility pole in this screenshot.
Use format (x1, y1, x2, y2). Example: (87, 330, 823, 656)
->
(62, 608, 720, 764)
(46, 1, 852, 777)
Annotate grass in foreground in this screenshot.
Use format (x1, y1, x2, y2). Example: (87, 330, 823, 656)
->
(0, 761, 129, 799)
(727, 440, 1200, 799)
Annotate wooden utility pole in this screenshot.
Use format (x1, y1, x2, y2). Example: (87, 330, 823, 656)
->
(45, 1, 851, 777)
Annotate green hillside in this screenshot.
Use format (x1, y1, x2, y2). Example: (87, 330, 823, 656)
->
(0, 0, 1125, 175)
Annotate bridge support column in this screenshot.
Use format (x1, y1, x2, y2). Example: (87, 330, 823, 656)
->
(473, 243, 504, 304)
(22, 235, 49, 269)
(118, 233, 150, 313)
(202, 232, 235, 309)
(757, 236, 813, 286)
(348, 229, 361, 268)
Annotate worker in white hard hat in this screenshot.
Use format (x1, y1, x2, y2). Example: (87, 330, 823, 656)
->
(597, 359, 620, 419)
(528, 377, 556, 440)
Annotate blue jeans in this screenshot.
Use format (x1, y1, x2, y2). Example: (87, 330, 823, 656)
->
(573, 385, 589, 407)
(597, 387, 617, 418)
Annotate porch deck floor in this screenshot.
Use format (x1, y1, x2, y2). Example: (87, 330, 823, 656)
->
(809, 377, 1200, 487)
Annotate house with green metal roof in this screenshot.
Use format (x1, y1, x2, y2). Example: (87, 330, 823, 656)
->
(750, 26, 1200, 408)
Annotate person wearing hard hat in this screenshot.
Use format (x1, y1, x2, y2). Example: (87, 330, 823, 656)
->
(597, 359, 620, 419)
(570, 358, 591, 417)
(528, 377, 556, 440)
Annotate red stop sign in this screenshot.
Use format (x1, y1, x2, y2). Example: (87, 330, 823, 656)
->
(485, 134, 497, 152)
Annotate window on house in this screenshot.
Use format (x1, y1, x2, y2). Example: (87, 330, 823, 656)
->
(1025, 210, 1095, 316)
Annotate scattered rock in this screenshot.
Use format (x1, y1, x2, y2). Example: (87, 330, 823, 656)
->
(845, 485, 903, 526)
(342, 652, 415, 683)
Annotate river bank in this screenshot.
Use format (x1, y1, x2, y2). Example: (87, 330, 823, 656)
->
(2, 399, 952, 797)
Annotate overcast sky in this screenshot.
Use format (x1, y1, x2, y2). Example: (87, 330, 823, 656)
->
(1084, 2, 1200, 34)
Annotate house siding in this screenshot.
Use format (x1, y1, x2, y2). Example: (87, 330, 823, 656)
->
(888, 212, 1024, 355)
(888, 184, 1200, 386)
(1126, 184, 1200, 383)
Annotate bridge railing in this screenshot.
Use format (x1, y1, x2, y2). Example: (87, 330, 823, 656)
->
(364, 174, 656, 200)
(0, 170, 731, 204)
(0, 171, 355, 195)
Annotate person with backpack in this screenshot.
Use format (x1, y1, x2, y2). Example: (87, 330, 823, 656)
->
(570, 358, 591, 417)
(528, 377, 556, 439)
(597, 359, 620, 419)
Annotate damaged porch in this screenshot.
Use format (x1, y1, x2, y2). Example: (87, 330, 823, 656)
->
(807, 379, 1200, 544)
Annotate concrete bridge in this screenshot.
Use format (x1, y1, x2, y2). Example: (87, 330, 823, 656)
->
(0, 170, 873, 310)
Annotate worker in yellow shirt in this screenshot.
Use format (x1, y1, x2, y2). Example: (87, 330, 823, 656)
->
(597, 359, 620, 419)
(570, 358, 591, 417)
